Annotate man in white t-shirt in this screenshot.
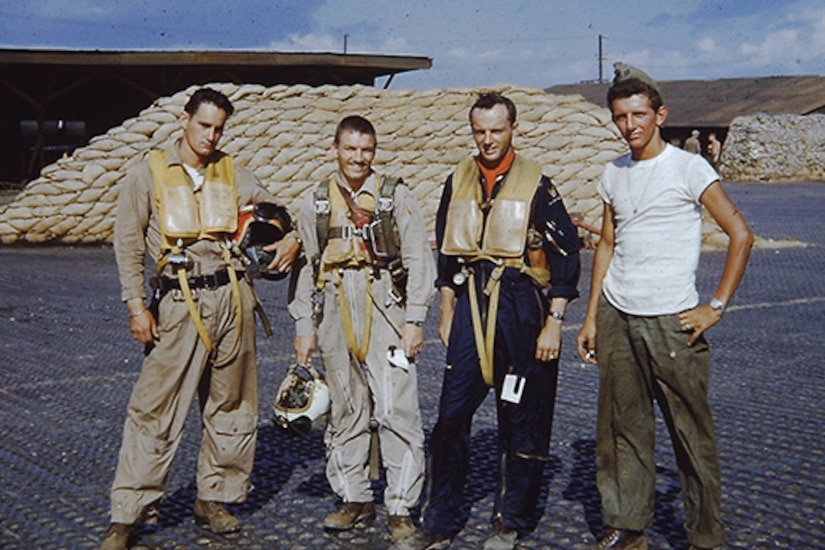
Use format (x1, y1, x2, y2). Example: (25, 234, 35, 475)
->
(577, 63, 754, 550)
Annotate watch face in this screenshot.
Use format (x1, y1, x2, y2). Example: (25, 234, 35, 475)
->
(710, 299, 725, 311)
(452, 271, 466, 286)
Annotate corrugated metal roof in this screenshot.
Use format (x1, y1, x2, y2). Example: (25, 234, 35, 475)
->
(545, 75, 825, 127)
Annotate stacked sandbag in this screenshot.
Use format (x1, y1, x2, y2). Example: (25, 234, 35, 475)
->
(0, 82, 728, 247)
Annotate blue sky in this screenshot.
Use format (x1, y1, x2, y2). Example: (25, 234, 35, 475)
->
(2, 0, 823, 89)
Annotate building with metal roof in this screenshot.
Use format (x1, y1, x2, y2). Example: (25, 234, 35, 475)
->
(546, 75, 825, 150)
(0, 48, 431, 184)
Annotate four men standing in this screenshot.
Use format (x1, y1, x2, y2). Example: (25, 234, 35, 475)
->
(103, 78, 749, 549)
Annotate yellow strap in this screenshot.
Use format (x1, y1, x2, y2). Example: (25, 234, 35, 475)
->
(210, 244, 245, 367)
(222, 245, 243, 341)
(468, 267, 503, 387)
(177, 266, 213, 353)
(171, 244, 244, 365)
(332, 270, 372, 363)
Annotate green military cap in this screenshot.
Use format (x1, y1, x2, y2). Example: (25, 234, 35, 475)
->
(612, 61, 662, 97)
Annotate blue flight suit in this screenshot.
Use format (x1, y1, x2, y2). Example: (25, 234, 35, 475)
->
(422, 167, 580, 537)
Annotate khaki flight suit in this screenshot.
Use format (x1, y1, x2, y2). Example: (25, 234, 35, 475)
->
(289, 172, 435, 516)
(110, 145, 274, 524)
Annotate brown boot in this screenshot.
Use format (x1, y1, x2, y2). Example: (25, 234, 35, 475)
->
(99, 523, 134, 550)
(594, 528, 648, 550)
(388, 515, 417, 542)
(193, 499, 241, 534)
(322, 502, 376, 531)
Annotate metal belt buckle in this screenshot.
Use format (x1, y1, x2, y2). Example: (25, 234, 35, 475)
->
(203, 272, 220, 289)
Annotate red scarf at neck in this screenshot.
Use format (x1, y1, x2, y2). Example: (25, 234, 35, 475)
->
(476, 148, 516, 198)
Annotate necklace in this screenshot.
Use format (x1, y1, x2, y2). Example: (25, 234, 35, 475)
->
(627, 156, 659, 215)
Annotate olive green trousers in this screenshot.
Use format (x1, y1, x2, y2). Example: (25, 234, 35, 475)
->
(595, 296, 726, 549)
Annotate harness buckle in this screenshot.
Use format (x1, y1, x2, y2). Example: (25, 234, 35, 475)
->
(315, 198, 331, 215)
(340, 224, 356, 240)
(377, 196, 393, 212)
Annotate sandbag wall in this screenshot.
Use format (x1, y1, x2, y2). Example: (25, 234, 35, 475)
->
(0, 82, 728, 247)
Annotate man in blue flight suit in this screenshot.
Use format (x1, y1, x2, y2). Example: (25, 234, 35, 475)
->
(401, 92, 580, 550)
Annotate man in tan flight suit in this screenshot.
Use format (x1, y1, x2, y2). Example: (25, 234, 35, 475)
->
(289, 115, 435, 545)
(101, 87, 300, 549)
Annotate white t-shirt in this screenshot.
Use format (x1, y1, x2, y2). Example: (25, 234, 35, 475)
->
(598, 144, 718, 316)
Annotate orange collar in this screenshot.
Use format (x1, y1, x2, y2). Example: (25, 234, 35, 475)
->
(476, 148, 516, 198)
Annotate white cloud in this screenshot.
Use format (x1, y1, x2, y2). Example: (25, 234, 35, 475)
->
(267, 33, 341, 53)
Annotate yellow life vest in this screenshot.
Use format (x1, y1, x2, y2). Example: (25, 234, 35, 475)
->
(147, 149, 239, 253)
(441, 155, 546, 388)
(146, 149, 242, 361)
(441, 155, 543, 259)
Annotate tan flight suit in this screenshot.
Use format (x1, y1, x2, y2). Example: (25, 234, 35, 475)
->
(110, 145, 274, 524)
(289, 172, 435, 516)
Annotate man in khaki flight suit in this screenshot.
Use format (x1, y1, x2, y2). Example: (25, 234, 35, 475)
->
(101, 87, 299, 549)
(289, 115, 436, 545)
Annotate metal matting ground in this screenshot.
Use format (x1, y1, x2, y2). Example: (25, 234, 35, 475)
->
(0, 182, 823, 549)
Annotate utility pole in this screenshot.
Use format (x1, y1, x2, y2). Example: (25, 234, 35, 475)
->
(598, 34, 605, 83)
(343, 33, 350, 54)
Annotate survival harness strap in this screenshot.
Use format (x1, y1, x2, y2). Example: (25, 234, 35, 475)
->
(313, 175, 407, 301)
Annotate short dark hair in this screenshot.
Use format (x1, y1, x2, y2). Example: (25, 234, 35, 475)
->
(184, 88, 235, 117)
(607, 79, 663, 112)
(470, 92, 517, 124)
(334, 115, 377, 145)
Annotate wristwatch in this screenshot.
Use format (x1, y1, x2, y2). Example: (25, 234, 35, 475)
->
(709, 298, 726, 313)
(549, 311, 565, 322)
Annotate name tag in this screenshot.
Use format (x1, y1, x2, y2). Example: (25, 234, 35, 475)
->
(501, 373, 525, 404)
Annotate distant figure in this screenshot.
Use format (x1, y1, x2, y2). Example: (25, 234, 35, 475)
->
(684, 129, 701, 154)
(707, 132, 722, 167)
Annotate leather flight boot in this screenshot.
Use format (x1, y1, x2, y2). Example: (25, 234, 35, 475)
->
(594, 528, 648, 550)
(322, 501, 376, 531)
(99, 523, 134, 550)
(388, 528, 452, 550)
(388, 514, 417, 542)
(482, 519, 517, 550)
(193, 499, 241, 534)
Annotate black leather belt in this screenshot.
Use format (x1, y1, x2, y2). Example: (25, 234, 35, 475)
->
(157, 269, 244, 292)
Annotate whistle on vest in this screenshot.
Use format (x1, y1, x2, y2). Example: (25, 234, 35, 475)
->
(451, 256, 470, 286)
(167, 240, 194, 271)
